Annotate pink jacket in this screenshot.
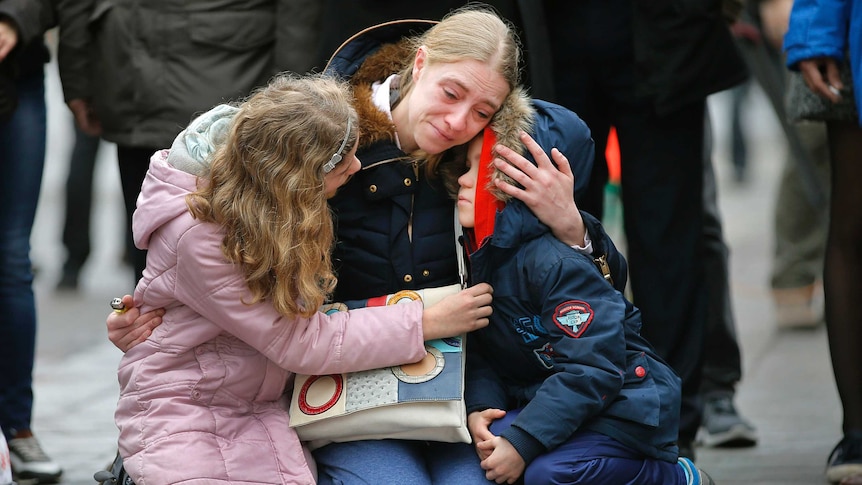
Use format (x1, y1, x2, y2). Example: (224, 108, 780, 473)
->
(116, 150, 427, 484)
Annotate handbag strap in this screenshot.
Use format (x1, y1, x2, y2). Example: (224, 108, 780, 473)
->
(455, 209, 467, 290)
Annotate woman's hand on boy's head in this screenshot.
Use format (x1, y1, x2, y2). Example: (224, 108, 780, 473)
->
(492, 132, 585, 246)
(107, 295, 165, 352)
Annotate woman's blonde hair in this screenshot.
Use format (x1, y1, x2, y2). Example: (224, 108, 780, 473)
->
(398, 6, 521, 96)
(187, 73, 358, 318)
(396, 5, 521, 176)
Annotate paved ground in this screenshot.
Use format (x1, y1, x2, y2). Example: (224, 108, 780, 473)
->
(23, 55, 842, 484)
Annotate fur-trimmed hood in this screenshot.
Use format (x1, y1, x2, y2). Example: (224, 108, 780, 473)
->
(326, 19, 537, 171)
(326, 20, 433, 150)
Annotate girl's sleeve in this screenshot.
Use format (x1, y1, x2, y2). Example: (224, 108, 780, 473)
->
(170, 223, 427, 375)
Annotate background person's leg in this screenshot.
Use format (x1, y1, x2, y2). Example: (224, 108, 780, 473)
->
(58, 125, 100, 290)
(699, 115, 758, 449)
(116, 145, 156, 288)
(822, 119, 862, 482)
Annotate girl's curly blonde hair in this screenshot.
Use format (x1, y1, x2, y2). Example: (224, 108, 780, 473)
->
(187, 74, 358, 318)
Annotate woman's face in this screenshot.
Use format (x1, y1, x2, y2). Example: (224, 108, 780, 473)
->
(395, 47, 509, 155)
(324, 140, 361, 198)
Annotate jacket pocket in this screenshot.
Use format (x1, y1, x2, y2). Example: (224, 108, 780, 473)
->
(188, 10, 275, 52)
(603, 352, 661, 428)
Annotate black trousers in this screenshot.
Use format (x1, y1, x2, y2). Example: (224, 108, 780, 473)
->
(116, 145, 157, 288)
(545, 0, 709, 444)
(701, 115, 744, 397)
(60, 125, 100, 276)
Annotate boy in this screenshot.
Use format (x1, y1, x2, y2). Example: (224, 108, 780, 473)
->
(447, 104, 715, 484)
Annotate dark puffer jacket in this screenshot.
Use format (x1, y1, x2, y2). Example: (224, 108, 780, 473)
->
(56, 0, 322, 148)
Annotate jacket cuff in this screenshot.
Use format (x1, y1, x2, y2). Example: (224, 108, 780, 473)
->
(501, 425, 546, 466)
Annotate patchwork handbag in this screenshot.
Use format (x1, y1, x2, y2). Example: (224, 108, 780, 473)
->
(289, 214, 470, 449)
(288, 284, 468, 449)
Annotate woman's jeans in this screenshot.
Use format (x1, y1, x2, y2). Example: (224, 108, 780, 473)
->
(314, 440, 492, 485)
(0, 68, 46, 439)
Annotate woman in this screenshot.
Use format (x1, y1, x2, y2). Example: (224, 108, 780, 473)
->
(111, 6, 589, 484)
(0, 0, 64, 481)
(115, 74, 492, 485)
(784, 1, 862, 483)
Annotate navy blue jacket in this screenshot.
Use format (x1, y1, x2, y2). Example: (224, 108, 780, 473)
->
(464, 204, 682, 465)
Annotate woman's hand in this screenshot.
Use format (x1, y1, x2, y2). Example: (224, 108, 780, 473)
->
(492, 131, 586, 247)
(422, 283, 493, 340)
(107, 295, 164, 352)
(799, 57, 843, 103)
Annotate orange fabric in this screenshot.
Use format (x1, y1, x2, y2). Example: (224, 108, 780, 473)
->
(473, 128, 505, 248)
(605, 126, 621, 184)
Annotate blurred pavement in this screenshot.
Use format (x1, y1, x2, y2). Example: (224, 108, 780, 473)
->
(26, 53, 841, 484)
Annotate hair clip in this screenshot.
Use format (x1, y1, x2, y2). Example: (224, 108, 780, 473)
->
(323, 118, 352, 173)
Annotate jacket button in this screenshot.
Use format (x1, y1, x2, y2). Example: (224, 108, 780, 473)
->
(403, 274, 413, 283)
(191, 390, 201, 400)
(422, 269, 430, 277)
(369, 184, 378, 193)
(403, 178, 412, 187)
(635, 366, 646, 378)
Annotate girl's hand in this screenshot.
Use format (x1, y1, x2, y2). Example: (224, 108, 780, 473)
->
(107, 295, 164, 352)
(493, 132, 586, 247)
(422, 283, 492, 340)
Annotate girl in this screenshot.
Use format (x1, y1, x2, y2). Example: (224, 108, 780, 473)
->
(115, 74, 492, 484)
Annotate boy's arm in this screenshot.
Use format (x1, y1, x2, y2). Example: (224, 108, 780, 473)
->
(498, 252, 629, 465)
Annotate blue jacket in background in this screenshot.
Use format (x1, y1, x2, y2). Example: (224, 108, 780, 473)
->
(784, 0, 862, 125)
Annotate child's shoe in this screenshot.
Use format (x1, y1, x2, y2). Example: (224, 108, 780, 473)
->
(678, 456, 715, 485)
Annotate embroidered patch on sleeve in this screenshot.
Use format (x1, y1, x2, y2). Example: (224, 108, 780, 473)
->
(553, 300, 594, 338)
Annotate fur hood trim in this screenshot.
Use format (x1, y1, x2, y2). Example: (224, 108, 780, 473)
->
(487, 87, 535, 200)
(349, 39, 415, 149)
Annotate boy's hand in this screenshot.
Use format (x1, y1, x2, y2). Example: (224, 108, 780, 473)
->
(477, 437, 526, 484)
(468, 408, 506, 455)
